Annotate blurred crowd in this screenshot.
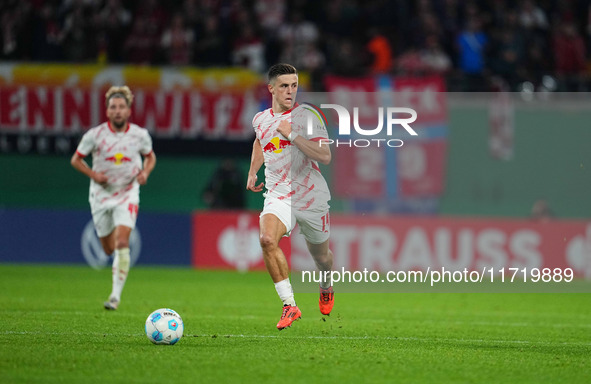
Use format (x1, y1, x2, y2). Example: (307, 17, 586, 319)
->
(1, 0, 590, 91)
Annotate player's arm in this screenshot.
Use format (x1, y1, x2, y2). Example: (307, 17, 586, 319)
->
(246, 138, 264, 192)
(137, 151, 156, 185)
(70, 152, 108, 184)
(276, 120, 331, 165)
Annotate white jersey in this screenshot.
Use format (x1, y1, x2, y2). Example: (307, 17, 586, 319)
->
(253, 103, 330, 211)
(76, 122, 153, 213)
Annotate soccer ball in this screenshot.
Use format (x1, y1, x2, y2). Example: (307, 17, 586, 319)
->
(145, 308, 184, 345)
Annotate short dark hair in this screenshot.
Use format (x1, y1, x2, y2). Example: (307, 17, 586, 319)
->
(267, 63, 297, 84)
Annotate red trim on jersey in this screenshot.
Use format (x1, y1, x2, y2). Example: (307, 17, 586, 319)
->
(283, 102, 299, 115)
(76, 150, 87, 158)
(269, 103, 299, 117)
(107, 121, 130, 133)
(309, 137, 325, 142)
(142, 150, 154, 156)
(312, 162, 321, 173)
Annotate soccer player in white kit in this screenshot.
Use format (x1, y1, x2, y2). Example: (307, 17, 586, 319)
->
(246, 64, 335, 330)
(71, 86, 156, 310)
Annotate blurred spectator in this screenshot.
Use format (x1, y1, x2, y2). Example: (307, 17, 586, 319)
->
(134, 0, 167, 43)
(0, 10, 19, 59)
(456, 16, 488, 90)
(366, 28, 393, 75)
(96, 0, 132, 63)
(300, 42, 326, 90)
(420, 35, 452, 74)
(254, 0, 285, 35)
(397, 46, 423, 75)
(124, 18, 159, 65)
(60, 2, 95, 62)
(524, 38, 551, 85)
(438, 0, 462, 64)
(300, 42, 326, 73)
(411, 9, 444, 51)
(254, 0, 285, 66)
(232, 25, 265, 73)
(0, 2, 34, 60)
(518, 0, 548, 31)
(398, 36, 451, 77)
(0, 0, 590, 92)
(161, 13, 195, 66)
(278, 12, 319, 69)
(181, 0, 201, 30)
(194, 15, 230, 67)
(203, 159, 245, 210)
(330, 38, 366, 77)
(322, 0, 359, 39)
(488, 0, 510, 28)
(489, 12, 525, 89)
(31, 3, 63, 61)
(553, 21, 587, 91)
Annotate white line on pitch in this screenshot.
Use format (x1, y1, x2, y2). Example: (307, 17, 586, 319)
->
(188, 334, 591, 346)
(2, 330, 591, 346)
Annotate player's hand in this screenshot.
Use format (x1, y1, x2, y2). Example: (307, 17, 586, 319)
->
(92, 171, 108, 185)
(136, 170, 149, 185)
(246, 174, 264, 193)
(277, 120, 292, 139)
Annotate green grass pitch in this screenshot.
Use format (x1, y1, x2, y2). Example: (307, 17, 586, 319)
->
(0, 264, 590, 383)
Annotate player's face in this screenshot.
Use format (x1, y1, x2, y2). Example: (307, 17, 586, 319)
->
(269, 74, 298, 112)
(106, 97, 131, 130)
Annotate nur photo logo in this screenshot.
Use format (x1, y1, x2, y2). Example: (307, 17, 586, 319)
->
(302, 102, 418, 148)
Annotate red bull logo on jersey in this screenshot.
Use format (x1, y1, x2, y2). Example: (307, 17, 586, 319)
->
(105, 153, 132, 165)
(263, 137, 292, 154)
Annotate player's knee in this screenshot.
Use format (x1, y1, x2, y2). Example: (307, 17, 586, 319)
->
(115, 238, 130, 249)
(102, 245, 115, 256)
(259, 233, 277, 250)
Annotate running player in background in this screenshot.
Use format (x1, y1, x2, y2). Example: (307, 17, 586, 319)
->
(246, 63, 335, 330)
(71, 86, 156, 310)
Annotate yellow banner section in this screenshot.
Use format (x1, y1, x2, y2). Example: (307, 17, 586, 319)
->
(0, 64, 309, 90)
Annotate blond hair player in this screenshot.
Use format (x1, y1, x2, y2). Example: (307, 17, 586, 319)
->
(71, 86, 156, 310)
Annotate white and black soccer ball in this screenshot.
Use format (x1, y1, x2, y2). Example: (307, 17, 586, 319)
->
(145, 308, 184, 345)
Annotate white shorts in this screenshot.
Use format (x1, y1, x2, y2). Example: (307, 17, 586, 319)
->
(92, 202, 139, 238)
(260, 197, 330, 244)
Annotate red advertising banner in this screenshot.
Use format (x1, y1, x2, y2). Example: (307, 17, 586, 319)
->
(324, 76, 378, 93)
(392, 76, 448, 126)
(192, 212, 591, 279)
(333, 145, 385, 198)
(192, 211, 291, 270)
(323, 75, 448, 201)
(0, 64, 265, 140)
(292, 215, 590, 277)
(397, 139, 447, 197)
(324, 75, 447, 126)
(0, 86, 258, 140)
